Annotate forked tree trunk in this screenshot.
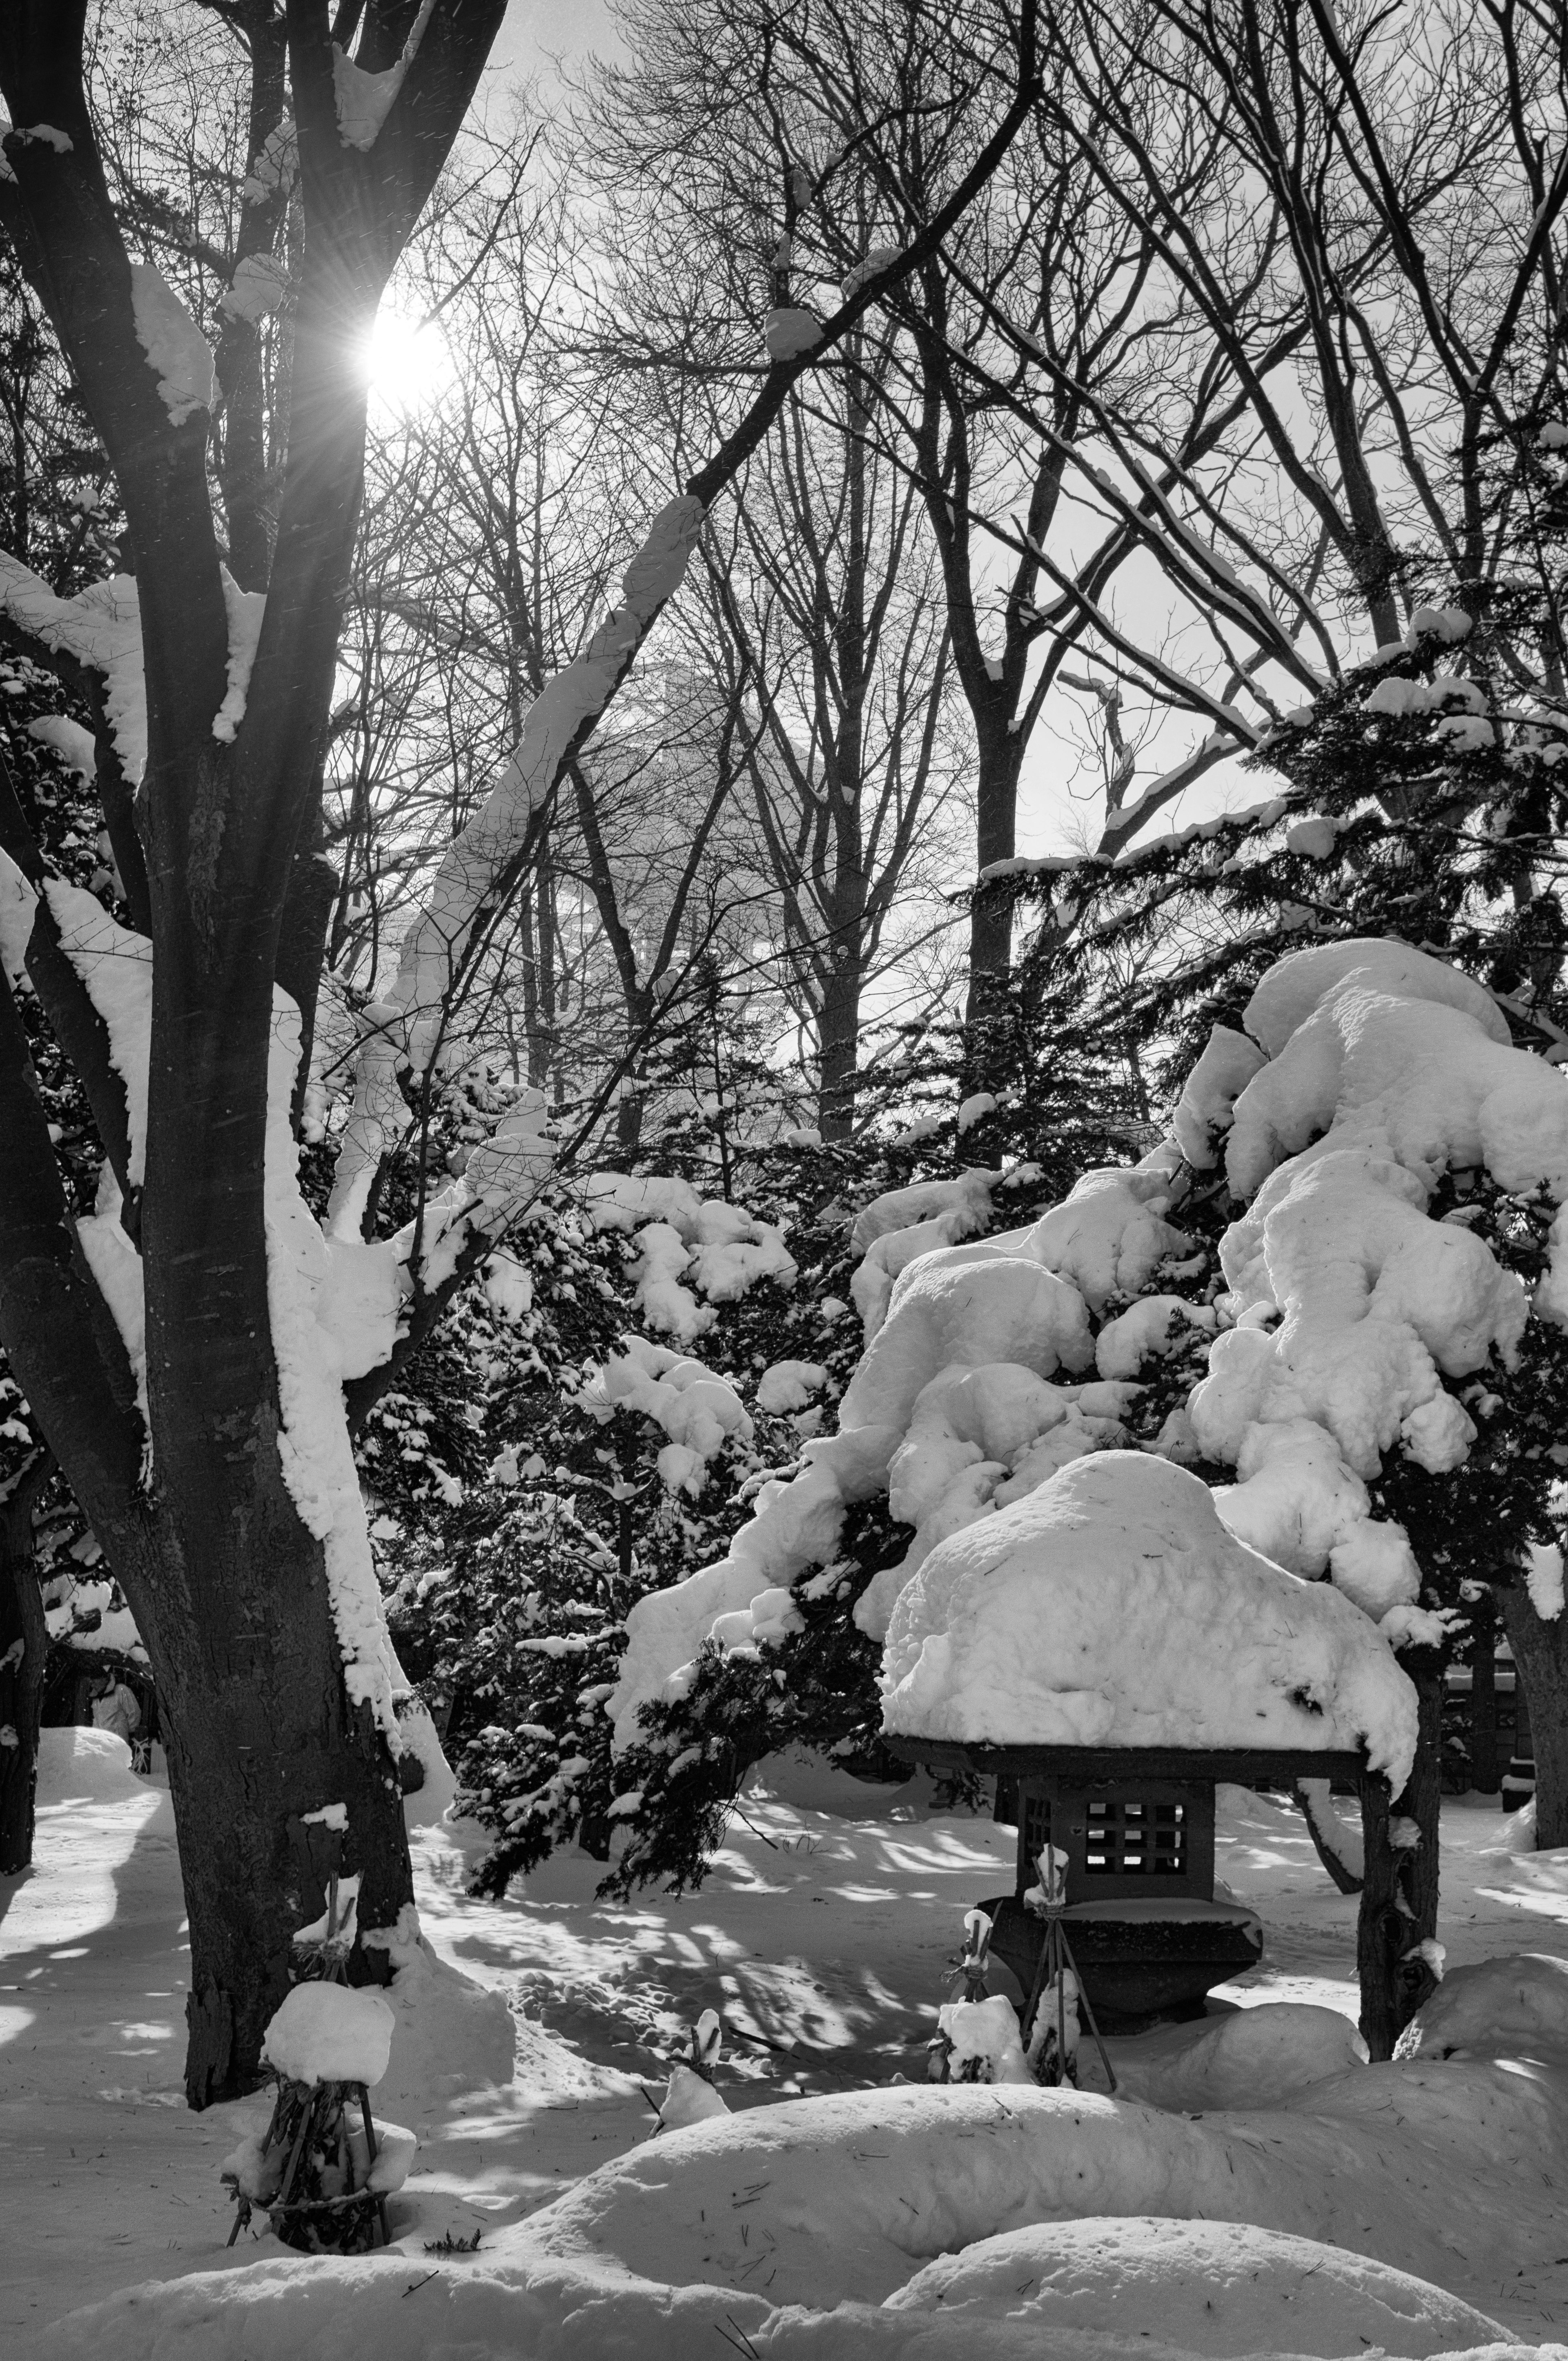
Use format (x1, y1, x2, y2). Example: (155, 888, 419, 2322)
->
(1501, 1583, 1568, 1847)
(0, 0, 1037, 2112)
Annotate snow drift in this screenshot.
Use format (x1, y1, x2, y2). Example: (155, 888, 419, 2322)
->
(49, 2061, 1568, 2358)
(885, 2216, 1504, 2354)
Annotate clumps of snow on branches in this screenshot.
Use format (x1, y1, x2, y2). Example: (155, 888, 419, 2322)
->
(586, 1337, 752, 1499)
(219, 252, 288, 323)
(27, 713, 95, 776)
(583, 1174, 795, 1345)
(763, 307, 824, 361)
(1183, 940, 1568, 1630)
(610, 933, 1568, 1771)
(0, 555, 144, 780)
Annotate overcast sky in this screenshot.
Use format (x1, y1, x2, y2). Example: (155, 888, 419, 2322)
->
(488, 0, 625, 84)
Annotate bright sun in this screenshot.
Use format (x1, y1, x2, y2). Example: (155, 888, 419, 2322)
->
(363, 306, 453, 414)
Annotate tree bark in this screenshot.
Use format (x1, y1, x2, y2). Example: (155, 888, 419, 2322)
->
(963, 718, 1027, 1079)
(1501, 1583, 1568, 1847)
(1356, 1661, 1443, 2058)
(140, 1526, 413, 2108)
(1469, 1596, 1499, 1794)
(1294, 1777, 1363, 1894)
(818, 959, 862, 1141)
(0, 1453, 50, 1877)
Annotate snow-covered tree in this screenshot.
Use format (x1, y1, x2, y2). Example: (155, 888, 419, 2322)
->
(605, 934, 1568, 2046)
(0, 0, 1037, 2101)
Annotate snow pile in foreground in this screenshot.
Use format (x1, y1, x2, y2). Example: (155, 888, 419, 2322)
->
(1396, 1952, 1568, 2061)
(886, 2216, 1503, 2354)
(1109, 2000, 1367, 2111)
(880, 1453, 1418, 1788)
(49, 2048, 1568, 2361)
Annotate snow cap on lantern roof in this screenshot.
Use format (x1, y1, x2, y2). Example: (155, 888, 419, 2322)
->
(880, 1451, 1417, 1792)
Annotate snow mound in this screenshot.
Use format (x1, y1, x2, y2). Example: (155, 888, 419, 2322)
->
(42, 2058, 1568, 2359)
(880, 1452, 1417, 1788)
(585, 1171, 705, 1236)
(1027, 1164, 1191, 1315)
(37, 2266, 1551, 2361)
(33, 1723, 143, 1807)
(842, 1255, 1094, 1436)
(886, 2216, 1505, 2352)
(27, 711, 96, 775)
(512, 2062, 1568, 2312)
(363, 1904, 516, 2118)
(1397, 1953, 1568, 2062)
(1173, 1023, 1267, 1168)
(1114, 2002, 1368, 2111)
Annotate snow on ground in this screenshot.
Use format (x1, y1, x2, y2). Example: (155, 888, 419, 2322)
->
(7, 1734, 1568, 2354)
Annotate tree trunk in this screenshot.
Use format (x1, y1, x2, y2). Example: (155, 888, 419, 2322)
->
(614, 978, 655, 1156)
(1470, 1598, 1499, 1793)
(1356, 1659, 1443, 2058)
(123, 1500, 414, 2107)
(1501, 1583, 1568, 1846)
(818, 959, 862, 1141)
(1294, 1777, 1363, 1894)
(0, 1456, 49, 1877)
(963, 718, 1027, 1083)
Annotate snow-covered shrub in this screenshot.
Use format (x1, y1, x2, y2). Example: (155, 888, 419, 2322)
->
(604, 934, 1568, 2038)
